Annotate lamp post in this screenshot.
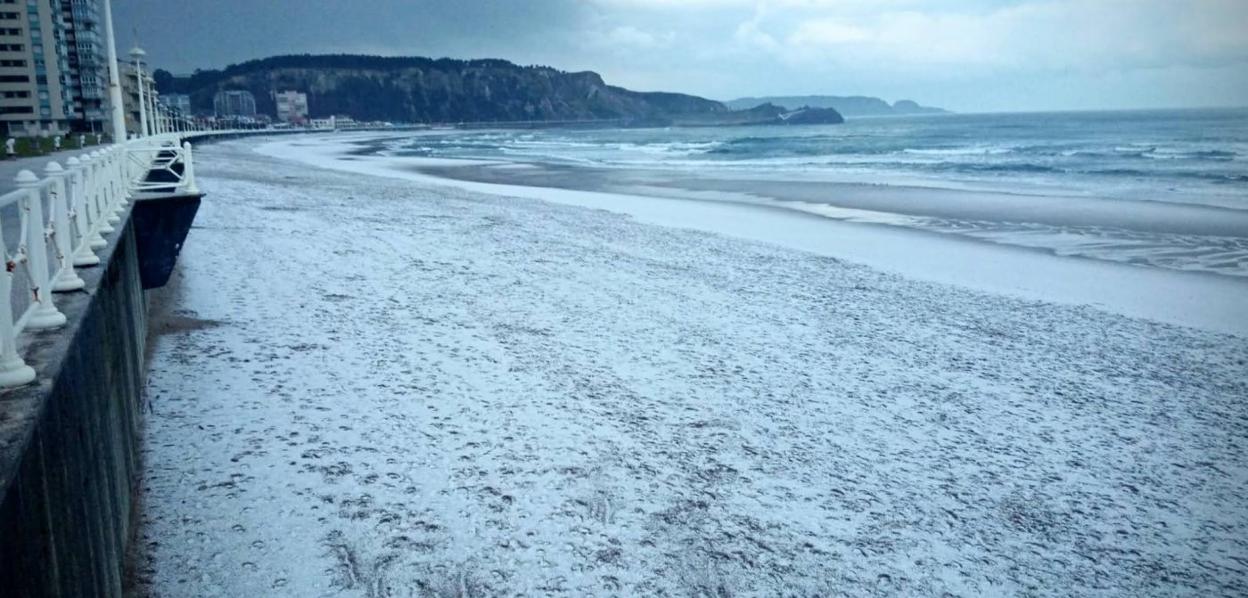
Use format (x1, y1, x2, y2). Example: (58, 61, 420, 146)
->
(152, 87, 159, 135)
(129, 47, 148, 137)
(146, 77, 158, 135)
(155, 96, 165, 134)
(101, 0, 126, 143)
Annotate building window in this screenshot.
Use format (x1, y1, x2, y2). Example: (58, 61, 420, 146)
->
(0, 74, 27, 82)
(0, 106, 34, 114)
(0, 59, 24, 67)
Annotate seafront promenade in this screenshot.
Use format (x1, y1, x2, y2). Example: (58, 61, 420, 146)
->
(0, 123, 287, 597)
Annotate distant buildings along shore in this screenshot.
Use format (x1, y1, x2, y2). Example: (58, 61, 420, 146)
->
(0, 0, 199, 139)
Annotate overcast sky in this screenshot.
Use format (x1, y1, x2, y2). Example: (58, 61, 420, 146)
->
(113, 0, 1247, 113)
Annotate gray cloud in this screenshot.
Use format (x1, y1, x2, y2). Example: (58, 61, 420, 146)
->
(115, 0, 591, 70)
(114, 0, 1248, 112)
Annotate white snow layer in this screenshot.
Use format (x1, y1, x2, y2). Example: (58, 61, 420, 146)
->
(255, 133, 1248, 339)
(131, 139, 1248, 597)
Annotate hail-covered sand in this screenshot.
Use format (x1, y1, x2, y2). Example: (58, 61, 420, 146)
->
(131, 140, 1248, 597)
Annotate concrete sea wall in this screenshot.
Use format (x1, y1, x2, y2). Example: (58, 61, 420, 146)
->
(0, 207, 148, 598)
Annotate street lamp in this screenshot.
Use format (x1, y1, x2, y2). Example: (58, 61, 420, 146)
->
(102, 0, 126, 143)
(148, 78, 160, 134)
(129, 46, 148, 137)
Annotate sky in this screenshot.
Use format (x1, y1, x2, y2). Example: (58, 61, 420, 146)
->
(113, 0, 1248, 113)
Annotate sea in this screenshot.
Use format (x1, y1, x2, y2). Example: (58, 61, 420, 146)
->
(370, 108, 1248, 278)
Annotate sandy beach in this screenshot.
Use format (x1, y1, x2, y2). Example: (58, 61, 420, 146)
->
(130, 137, 1248, 596)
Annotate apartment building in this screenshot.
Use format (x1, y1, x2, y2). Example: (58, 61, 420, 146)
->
(0, 0, 78, 136)
(274, 90, 307, 124)
(161, 92, 189, 116)
(214, 89, 256, 118)
(118, 58, 152, 136)
(60, 0, 106, 132)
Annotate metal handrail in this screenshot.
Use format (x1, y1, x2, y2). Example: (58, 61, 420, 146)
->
(0, 130, 228, 388)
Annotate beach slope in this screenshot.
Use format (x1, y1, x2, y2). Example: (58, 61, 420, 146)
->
(131, 139, 1247, 596)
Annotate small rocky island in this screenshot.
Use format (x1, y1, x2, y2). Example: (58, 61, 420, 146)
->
(727, 94, 948, 117)
(777, 106, 846, 125)
(671, 102, 844, 126)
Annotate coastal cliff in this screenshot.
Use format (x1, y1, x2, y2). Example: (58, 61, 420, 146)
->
(158, 55, 727, 125)
(157, 55, 844, 127)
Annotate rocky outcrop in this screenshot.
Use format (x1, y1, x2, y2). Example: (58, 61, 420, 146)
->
(891, 99, 945, 115)
(671, 102, 844, 126)
(778, 106, 846, 125)
(726, 95, 947, 117)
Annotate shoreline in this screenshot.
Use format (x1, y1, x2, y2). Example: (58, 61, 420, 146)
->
(411, 160, 1248, 281)
(256, 133, 1248, 337)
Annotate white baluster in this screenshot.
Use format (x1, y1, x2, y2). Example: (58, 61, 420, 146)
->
(16, 170, 67, 329)
(45, 162, 85, 292)
(0, 205, 36, 387)
(66, 157, 100, 267)
(106, 150, 123, 223)
(82, 153, 112, 245)
(113, 146, 130, 205)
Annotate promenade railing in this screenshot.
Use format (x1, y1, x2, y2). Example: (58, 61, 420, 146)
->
(0, 132, 214, 388)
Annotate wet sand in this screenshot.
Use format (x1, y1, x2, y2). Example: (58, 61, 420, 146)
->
(412, 160, 1248, 281)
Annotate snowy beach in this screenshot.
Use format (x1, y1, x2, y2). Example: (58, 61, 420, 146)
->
(131, 137, 1248, 596)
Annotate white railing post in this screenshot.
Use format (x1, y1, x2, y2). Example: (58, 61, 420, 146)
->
(119, 144, 134, 188)
(66, 157, 100, 267)
(45, 162, 85, 292)
(98, 150, 120, 225)
(182, 141, 199, 194)
(84, 153, 112, 244)
(16, 170, 67, 330)
(116, 145, 131, 204)
(0, 211, 36, 387)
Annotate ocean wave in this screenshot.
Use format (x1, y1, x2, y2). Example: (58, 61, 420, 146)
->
(1142, 149, 1237, 161)
(1060, 149, 1131, 159)
(931, 162, 1062, 174)
(1085, 168, 1248, 183)
(902, 146, 1015, 156)
(396, 112, 1248, 207)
